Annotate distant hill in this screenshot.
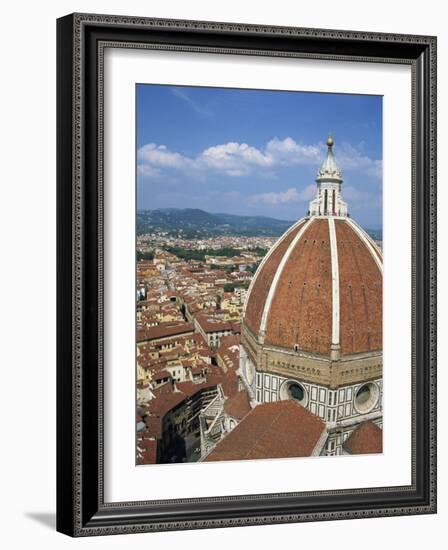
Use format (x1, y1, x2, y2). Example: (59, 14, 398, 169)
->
(137, 208, 382, 240)
(137, 208, 295, 237)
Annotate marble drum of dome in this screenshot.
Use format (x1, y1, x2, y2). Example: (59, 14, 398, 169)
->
(239, 136, 383, 457)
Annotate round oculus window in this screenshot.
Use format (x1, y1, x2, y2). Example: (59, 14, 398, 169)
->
(288, 383, 305, 402)
(354, 382, 379, 414)
(280, 381, 308, 406)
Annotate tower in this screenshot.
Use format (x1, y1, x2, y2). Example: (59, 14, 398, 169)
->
(308, 135, 348, 217)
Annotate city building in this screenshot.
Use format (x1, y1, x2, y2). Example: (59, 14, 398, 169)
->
(194, 314, 240, 350)
(236, 136, 383, 457)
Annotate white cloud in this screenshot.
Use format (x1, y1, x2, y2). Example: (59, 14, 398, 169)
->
(335, 142, 383, 181)
(137, 163, 161, 178)
(200, 142, 273, 175)
(138, 143, 193, 170)
(343, 186, 372, 202)
(137, 137, 382, 182)
(366, 160, 383, 179)
(265, 137, 321, 165)
(249, 185, 316, 205)
(249, 183, 378, 208)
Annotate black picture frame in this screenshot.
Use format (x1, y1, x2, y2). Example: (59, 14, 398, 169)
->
(56, 13, 437, 537)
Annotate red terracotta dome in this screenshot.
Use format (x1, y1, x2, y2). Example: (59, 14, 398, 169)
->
(243, 216, 382, 358)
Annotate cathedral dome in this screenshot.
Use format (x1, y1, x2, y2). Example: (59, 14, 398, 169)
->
(243, 138, 382, 359)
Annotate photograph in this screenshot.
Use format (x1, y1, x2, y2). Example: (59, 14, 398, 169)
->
(52, 6, 436, 539)
(1, 0, 441, 545)
(135, 85, 384, 465)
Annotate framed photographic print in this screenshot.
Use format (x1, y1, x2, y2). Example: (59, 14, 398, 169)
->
(56, 13, 437, 536)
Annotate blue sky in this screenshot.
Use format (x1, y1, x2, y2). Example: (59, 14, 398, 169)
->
(137, 85, 382, 228)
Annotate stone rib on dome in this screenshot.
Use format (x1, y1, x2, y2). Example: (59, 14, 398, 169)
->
(244, 217, 382, 358)
(243, 219, 306, 336)
(265, 219, 333, 354)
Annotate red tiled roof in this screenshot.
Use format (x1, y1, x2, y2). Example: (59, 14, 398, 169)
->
(205, 400, 325, 462)
(191, 333, 208, 346)
(190, 365, 206, 374)
(176, 377, 221, 397)
(223, 391, 252, 420)
(145, 374, 221, 417)
(146, 387, 186, 416)
(152, 370, 171, 381)
(143, 415, 163, 439)
(195, 316, 233, 334)
(137, 438, 158, 465)
(138, 356, 166, 369)
(343, 421, 383, 455)
(230, 322, 241, 334)
(217, 334, 240, 353)
(137, 322, 194, 343)
(221, 371, 239, 398)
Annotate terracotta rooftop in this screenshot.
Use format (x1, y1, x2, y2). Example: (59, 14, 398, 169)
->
(223, 391, 252, 420)
(137, 322, 195, 343)
(195, 315, 233, 334)
(217, 334, 240, 355)
(230, 322, 241, 334)
(144, 372, 223, 418)
(143, 415, 163, 439)
(137, 445, 157, 465)
(176, 376, 222, 398)
(136, 436, 158, 465)
(152, 369, 171, 381)
(204, 400, 325, 462)
(343, 421, 383, 455)
(146, 384, 185, 415)
(217, 339, 240, 374)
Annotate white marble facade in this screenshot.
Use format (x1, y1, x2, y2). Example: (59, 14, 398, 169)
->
(239, 345, 382, 455)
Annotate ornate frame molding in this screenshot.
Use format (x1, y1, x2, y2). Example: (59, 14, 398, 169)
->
(57, 13, 437, 537)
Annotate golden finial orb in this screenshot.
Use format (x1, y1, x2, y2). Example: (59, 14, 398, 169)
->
(326, 135, 334, 147)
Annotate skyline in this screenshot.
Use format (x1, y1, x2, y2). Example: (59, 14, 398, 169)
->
(137, 85, 383, 228)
